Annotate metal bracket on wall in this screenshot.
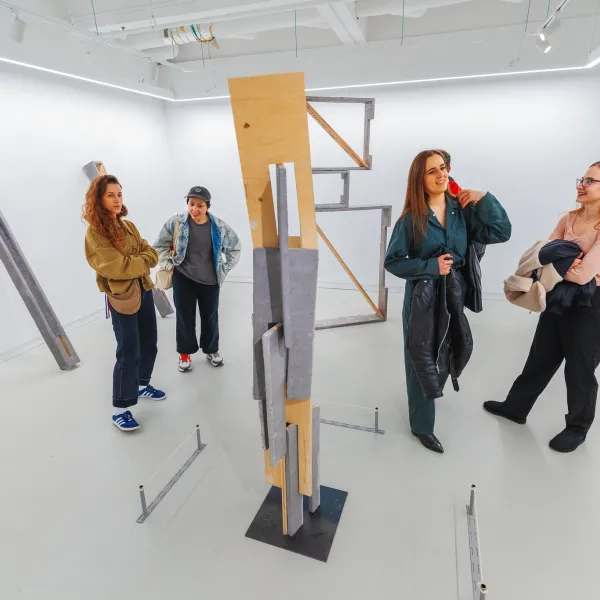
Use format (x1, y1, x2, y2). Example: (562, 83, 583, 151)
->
(306, 96, 374, 171)
(306, 96, 388, 330)
(82, 161, 175, 318)
(313, 168, 350, 209)
(0, 210, 80, 370)
(315, 204, 392, 330)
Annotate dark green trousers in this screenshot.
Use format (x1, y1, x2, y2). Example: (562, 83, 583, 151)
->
(403, 350, 449, 435)
(402, 283, 449, 435)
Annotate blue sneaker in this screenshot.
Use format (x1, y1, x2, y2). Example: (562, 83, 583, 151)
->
(138, 384, 167, 401)
(112, 410, 140, 431)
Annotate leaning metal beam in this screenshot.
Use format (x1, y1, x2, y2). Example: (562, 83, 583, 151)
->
(0, 210, 80, 370)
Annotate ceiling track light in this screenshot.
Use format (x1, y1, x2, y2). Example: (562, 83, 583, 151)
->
(537, 0, 569, 47)
(536, 37, 552, 54)
(10, 12, 26, 43)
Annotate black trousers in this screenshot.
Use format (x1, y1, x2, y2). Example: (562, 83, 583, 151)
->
(173, 268, 220, 355)
(110, 286, 158, 409)
(504, 289, 600, 434)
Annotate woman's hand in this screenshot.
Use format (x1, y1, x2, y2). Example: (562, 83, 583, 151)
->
(457, 189, 486, 209)
(568, 253, 583, 274)
(438, 254, 453, 275)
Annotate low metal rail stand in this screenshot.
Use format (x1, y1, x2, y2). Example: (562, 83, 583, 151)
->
(320, 404, 385, 434)
(137, 424, 207, 523)
(467, 485, 488, 599)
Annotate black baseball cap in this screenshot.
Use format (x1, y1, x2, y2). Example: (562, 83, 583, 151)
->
(186, 186, 211, 202)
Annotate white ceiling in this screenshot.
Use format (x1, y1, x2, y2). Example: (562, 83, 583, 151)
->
(1, 0, 600, 99)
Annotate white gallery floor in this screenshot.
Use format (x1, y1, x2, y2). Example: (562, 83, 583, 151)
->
(0, 283, 596, 600)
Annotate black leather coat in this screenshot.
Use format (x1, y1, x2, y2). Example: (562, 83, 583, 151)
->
(406, 268, 473, 398)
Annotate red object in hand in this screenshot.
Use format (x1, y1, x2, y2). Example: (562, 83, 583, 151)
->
(448, 177, 462, 196)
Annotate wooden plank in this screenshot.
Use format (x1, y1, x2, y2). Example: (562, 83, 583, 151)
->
(263, 450, 287, 535)
(307, 102, 369, 169)
(317, 224, 384, 319)
(229, 73, 317, 250)
(288, 236, 302, 249)
(264, 450, 284, 488)
(285, 395, 312, 497)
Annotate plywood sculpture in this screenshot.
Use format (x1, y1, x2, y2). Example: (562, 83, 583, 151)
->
(229, 73, 322, 541)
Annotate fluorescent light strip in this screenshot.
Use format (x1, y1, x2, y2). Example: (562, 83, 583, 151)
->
(1, 54, 598, 103)
(0, 56, 173, 101)
(172, 61, 598, 101)
(305, 65, 588, 92)
(173, 95, 231, 102)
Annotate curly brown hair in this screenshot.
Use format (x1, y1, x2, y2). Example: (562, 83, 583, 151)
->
(82, 175, 128, 245)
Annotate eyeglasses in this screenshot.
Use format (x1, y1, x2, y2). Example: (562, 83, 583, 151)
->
(576, 177, 600, 188)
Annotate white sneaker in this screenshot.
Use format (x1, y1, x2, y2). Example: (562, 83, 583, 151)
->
(206, 352, 224, 367)
(179, 354, 192, 372)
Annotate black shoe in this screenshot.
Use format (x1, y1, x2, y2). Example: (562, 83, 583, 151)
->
(483, 401, 526, 425)
(549, 428, 586, 453)
(412, 432, 444, 454)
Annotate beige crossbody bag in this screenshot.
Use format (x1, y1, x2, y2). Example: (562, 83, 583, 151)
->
(155, 217, 180, 291)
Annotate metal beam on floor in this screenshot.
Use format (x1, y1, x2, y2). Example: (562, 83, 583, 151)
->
(0, 210, 80, 370)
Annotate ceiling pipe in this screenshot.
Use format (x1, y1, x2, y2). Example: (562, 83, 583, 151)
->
(74, 0, 332, 35)
(125, 12, 330, 50)
(0, 1, 192, 73)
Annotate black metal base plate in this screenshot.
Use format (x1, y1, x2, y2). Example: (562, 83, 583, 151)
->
(245, 485, 348, 562)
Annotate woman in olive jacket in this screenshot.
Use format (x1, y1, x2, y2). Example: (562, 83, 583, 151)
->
(83, 174, 166, 432)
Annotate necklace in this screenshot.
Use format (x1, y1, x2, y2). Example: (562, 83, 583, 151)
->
(577, 212, 600, 225)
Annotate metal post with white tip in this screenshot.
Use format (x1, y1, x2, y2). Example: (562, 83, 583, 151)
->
(467, 485, 487, 600)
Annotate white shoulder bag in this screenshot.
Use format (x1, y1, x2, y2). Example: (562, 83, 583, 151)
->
(155, 217, 180, 291)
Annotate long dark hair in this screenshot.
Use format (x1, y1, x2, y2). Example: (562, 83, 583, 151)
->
(400, 150, 445, 245)
(82, 175, 128, 245)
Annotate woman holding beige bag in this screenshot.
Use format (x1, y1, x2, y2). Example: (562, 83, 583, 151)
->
(83, 175, 166, 432)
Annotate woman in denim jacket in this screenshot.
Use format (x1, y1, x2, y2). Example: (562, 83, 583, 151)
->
(154, 186, 241, 372)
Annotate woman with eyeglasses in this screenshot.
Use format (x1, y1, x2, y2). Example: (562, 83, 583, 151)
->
(485, 161, 600, 453)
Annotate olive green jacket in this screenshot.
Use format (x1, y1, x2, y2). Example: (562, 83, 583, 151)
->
(84, 220, 158, 295)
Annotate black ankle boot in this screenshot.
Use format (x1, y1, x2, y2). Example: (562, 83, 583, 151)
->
(483, 401, 526, 425)
(549, 428, 586, 453)
(412, 432, 444, 453)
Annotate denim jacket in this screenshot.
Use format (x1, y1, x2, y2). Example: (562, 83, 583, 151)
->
(153, 212, 241, 287)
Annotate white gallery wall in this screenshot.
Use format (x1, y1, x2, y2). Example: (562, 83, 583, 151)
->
(0, 67, 176, 358)
(1, 66, 599, 358)
(166, 71, 599, 294)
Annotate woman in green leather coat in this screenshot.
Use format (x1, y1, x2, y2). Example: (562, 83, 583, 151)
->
(385, 150, 511, 453)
